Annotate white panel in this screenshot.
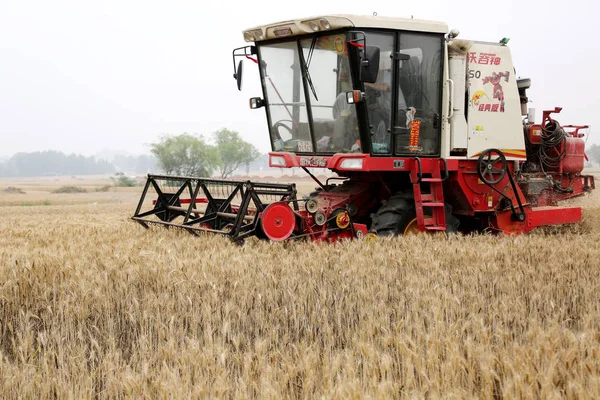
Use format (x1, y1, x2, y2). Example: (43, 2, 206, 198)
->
(465, 43, 526, 160)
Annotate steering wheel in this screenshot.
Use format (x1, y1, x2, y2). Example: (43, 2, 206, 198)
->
(477, 148, 508, 185)
(271, 120, 294, 142)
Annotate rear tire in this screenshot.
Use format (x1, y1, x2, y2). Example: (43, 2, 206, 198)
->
(370, 194, 460, 236)
(370, 195, 416, 236)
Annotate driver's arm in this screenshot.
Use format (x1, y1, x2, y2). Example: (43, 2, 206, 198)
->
(364, 82, 390, 92)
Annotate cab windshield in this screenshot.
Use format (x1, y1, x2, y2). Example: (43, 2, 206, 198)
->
(258, 33, 361, 154)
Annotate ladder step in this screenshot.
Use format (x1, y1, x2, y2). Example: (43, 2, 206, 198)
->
(422, 202, 445, 207)
(421, 194, 437, 202)
(421, 178, 443, 183)
(424, 226, 446, 231)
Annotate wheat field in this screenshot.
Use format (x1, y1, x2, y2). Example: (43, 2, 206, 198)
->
(1, 175, 600, 398)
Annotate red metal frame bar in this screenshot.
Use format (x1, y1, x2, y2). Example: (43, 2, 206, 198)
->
(526, 206, 582, 229)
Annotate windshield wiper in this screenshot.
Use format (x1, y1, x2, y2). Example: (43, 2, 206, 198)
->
(300, 36, 319, 101)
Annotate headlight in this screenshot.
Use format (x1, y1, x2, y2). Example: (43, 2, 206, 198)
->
(270, 155, 287, 167)
(339, 158, 364, 169)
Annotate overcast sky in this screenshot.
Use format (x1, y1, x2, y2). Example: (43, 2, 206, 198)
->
(0, 0, 597, 157)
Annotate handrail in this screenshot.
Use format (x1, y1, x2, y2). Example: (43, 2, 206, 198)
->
(440, 158, 449, 181)
(413, 157, 423, 184)
(447, 79, 455, 119)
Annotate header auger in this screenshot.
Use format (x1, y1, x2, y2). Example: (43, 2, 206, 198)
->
(133, 15, 595, 242)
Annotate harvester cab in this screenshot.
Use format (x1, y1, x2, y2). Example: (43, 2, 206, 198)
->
(132, 15, 595, 242)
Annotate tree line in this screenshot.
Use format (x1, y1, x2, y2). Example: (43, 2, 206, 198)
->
(0, 151, 156, 177)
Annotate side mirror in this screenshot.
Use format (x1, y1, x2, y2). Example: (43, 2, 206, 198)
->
(360, 46, 380, 83)
(233, 60, 243, 91)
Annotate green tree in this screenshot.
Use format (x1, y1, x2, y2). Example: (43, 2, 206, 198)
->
(213, 128, 260, 178)
(150, 133, 219, 177)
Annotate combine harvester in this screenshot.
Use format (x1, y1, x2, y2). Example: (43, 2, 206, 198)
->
(133, 15, 595, 242)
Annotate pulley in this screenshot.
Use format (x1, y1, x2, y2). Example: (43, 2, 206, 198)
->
(305, 198, 319, 214)
(334, 210, 350, 229)
(314, 211, 327, 226)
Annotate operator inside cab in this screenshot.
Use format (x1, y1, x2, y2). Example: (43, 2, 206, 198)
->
(360, 33, 396, 155)
(331, 50, 407, 154)
(363, 50, 405, 154)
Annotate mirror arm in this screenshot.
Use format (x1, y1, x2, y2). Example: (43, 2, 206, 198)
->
(231, 45, 258, 91)
(232, 45, 257, 77)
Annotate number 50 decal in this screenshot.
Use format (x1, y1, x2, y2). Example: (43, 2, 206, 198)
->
(468, 70, 482, 79)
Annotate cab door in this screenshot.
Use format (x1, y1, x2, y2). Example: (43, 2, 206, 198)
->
(361, 31, 395, 155)
(393, 32, 444, 156)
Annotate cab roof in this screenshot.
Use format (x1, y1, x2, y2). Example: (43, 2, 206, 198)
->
(243, 14, 449, 42)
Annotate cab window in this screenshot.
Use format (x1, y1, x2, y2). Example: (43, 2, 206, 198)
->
(394, 33, 443, 156)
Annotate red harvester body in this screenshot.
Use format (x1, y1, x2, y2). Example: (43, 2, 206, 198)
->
(133, 15, 595, 242)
